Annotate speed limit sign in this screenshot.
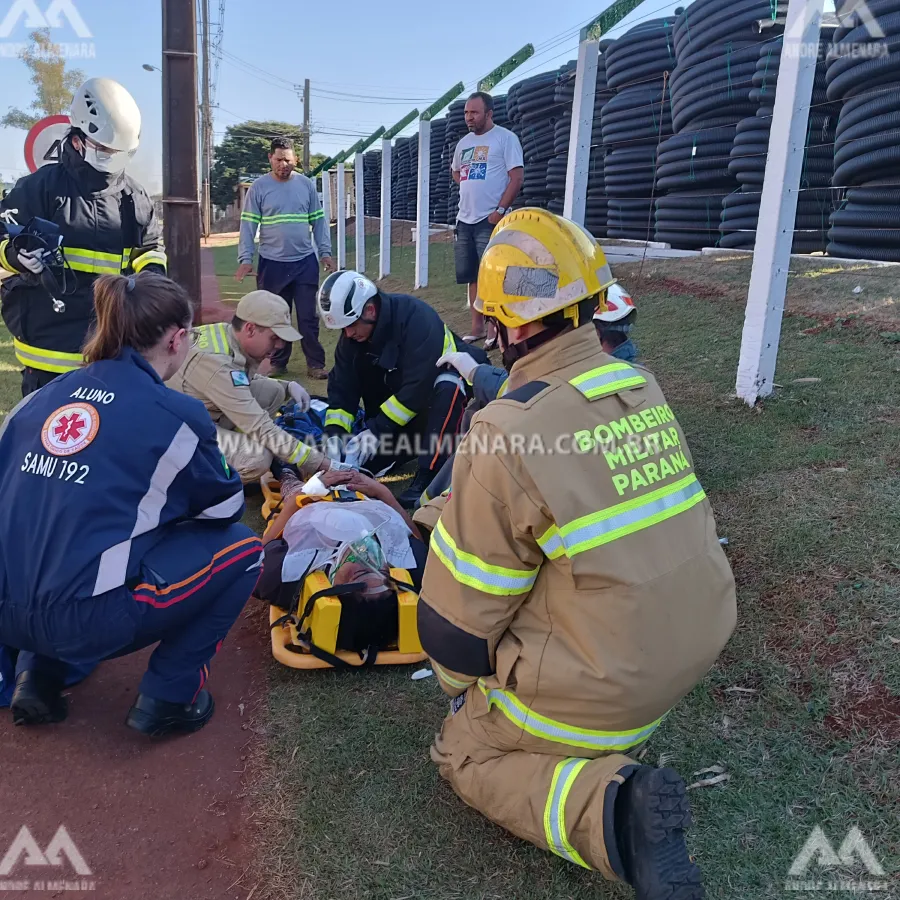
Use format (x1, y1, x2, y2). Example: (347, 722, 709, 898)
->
(24, 115, 72, 173)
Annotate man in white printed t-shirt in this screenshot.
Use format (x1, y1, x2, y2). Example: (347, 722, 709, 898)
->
(452, 92, 524, 348)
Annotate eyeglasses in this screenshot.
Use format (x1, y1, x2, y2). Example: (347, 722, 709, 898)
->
(189, 328, 201, 347)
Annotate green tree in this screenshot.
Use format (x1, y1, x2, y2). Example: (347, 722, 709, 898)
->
(211, 120, 319, 209)
(1, 30, 85, 130)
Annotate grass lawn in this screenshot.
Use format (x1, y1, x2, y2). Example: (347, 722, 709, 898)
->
(1, 241, 898, 899)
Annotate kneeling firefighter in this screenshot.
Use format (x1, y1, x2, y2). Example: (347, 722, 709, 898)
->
(317, 271, 488, 507)
(417, 209, 737, 899)
(0, 78, 167, 397)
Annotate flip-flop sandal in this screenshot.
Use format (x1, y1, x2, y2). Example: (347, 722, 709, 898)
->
(462, 334, 485, 344)
(484, 337, 498, 351)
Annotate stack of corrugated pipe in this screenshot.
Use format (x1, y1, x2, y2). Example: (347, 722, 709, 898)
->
(508, 68, 569, 209)
(546, 61, 577, 215)
(363, 150, 381, 218)
(391, 136, 410, 219)
(429, 118, 448, 223)
(403, 133, 419, 220)
(441, 99, 467, 224)
(601, 18, 677, 240)
(654, 0, 788, 249)
(826, 0, 900, 261)
(719, 30, 838, 252)
(546, 47, 616, 237)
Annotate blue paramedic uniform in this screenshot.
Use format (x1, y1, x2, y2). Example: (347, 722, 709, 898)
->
(0, 348, 263, 704)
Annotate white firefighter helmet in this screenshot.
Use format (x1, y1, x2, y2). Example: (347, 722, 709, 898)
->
(317, 270, 378, 329)
(70, 78, 142, 153)
(594, 283, 635, 323)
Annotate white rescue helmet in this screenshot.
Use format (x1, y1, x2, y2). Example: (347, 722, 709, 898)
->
(594, 283, 635, 323)
(318, 270, 378, 329)
(70, 78, 141, 172)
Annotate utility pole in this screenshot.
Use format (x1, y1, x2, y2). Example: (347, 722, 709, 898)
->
(162, 0, 201, 320)
(303, 78, 310, 171)
(200, 0, 212, 238)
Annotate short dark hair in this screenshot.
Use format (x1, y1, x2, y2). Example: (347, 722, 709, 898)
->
(232, 314, 246, 330)
(467, 91, 494, 113)
(270, 137, 295, 154)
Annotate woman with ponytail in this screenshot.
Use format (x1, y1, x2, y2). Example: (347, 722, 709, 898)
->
(0, 272, 262, 738)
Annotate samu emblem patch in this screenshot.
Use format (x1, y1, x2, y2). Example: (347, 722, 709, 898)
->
(41, 403, 100, 456)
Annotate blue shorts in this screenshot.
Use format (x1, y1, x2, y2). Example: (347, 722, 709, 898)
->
(455, 218, 496, 285)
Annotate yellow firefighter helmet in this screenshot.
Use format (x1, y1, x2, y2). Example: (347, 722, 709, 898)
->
(474, 208, 616, 328)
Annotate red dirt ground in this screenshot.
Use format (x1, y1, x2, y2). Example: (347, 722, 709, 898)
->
(0, 264, 266, 900)
(0, 600, 270, 900)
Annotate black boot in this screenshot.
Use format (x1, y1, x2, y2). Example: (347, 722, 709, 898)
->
(10, 670, 68, 726)
(125, 689, 215, 738)
(615, 766, 704, 900)
(398, 468, 436, 510)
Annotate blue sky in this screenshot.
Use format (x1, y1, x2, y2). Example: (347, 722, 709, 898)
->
(0, 0, 836, 194)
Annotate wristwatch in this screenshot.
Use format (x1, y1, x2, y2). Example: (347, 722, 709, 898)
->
(495, 206, 509, 215)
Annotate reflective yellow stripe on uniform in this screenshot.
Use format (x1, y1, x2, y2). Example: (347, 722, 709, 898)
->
(132, 250, 168, 273)
(442, 325, 456, 357)
(432, 520, 538, 597)
(13, 339, 82, 373)
(538, 474, 707, 560)
(0, 239, 17, 274)
(288, 442, 312, 466)
(380, 395, 416, 426)
(498, 377, 510, 399)
(478, 680, 664, 751)
(432, 662, 476, 691)
(544, 758, 592, 869)
(195, 322, 231, 355)
(570, 363, 646, 400)
(325, 408, 354, 432)
(65, 247, 124, 275)
(241, 212, 261, 223)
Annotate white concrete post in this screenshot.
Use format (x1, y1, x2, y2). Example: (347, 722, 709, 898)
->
(379, 138, 392, 280)
(415, 118, 432, 289)
(355, 152, 366, 273)
(321, 169, 331, 225)
(564, 38, 599, 225)
(736, 0, 825, 405)
(336, 162, 346, 270)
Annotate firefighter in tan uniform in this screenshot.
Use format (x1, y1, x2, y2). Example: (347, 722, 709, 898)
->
(417, 209, 737, 900)
(168, 291, 335, 482)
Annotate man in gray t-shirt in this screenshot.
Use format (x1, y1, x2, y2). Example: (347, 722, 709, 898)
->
(451, 92, 524, 348)
(236, 137, 336, 379)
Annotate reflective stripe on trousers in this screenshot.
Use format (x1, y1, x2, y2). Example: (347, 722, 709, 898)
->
(544, 758, 592, 868)
(478, 680, 664, 751)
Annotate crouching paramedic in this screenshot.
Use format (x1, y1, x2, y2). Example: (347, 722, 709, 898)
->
(0, 273, 261, 737)
(317, 271, 487, 508)
(417, 209, 737, 900)
(168, 291, 333, 483)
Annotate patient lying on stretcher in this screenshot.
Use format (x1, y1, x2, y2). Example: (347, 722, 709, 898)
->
(256, 468, 429, 607)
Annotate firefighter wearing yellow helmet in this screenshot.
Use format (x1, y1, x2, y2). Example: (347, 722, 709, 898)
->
(417, 209, 737, 900)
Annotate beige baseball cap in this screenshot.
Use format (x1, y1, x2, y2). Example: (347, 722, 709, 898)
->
(236, 291, 302, 342)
